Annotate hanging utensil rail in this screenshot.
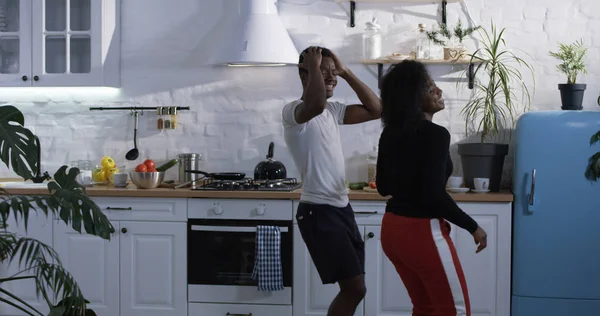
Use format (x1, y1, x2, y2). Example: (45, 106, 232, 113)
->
(89, 106, 190, 111)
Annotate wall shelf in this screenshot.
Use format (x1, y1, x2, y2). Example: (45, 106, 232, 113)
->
(360, 58, 480, 89)
(334, 0, 458, 27)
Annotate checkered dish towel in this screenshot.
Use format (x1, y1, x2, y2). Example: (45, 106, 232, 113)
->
(251, 225, 284, 291)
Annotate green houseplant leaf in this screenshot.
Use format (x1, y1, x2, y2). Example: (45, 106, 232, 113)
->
(549, 39, 587, 84)
(47, 166, 114, 240)
(457, 20, 535, 142)
(0, 105, 38, 180)
(0, 104, 114, 315)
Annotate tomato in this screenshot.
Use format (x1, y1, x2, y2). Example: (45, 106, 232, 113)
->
(143, 159, 155, 170)
(369, 181, 377, 189)
(148, 167, 157, 172)
(135, 164, 147, 172)
(100, 156, 116, 169)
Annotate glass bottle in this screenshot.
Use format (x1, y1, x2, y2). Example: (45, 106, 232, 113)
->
(170, 106, 177, 129)
(362, 18, 382, 60)
(157, 106, 163, 130)
(366, 145, 378, 183)
(415, 23, 431, 60)
(163, 107, 171, 129)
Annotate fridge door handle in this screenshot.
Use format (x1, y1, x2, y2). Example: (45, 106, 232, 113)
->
(527, 168, 536, 212)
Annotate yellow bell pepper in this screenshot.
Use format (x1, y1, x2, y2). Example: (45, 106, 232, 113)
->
(100, 156, 116, 169)
(92, 167, 107, 183)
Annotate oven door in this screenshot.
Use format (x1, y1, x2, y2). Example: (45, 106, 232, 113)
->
(187, 219, 293, 305)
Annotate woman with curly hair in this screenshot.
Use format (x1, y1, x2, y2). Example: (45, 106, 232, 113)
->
(376, 60, 488, 316)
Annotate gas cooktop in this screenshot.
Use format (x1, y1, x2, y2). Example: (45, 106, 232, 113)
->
(192, 178, 303, 192)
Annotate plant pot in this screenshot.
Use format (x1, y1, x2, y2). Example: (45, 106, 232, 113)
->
(457, 143, 509, 192)
(443, 46, 467, 61)
(558, 83, 586, 110)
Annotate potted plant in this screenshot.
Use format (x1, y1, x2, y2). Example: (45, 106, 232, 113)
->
(426, 20, 480, 60)
(0, 105, 114, 315)
(549, 39, 588, 110)
(456, 21, 535, 192)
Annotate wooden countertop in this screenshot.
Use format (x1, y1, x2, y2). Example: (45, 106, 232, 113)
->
(1, 183, 514, 202)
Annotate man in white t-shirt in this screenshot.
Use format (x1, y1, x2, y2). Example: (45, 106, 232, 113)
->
(282, 46, 381, 316)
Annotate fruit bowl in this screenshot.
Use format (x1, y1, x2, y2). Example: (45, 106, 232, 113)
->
(129, 172, 165, 189)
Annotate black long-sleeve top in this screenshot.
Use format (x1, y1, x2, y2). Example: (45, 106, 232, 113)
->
(376, 120, 479, 233)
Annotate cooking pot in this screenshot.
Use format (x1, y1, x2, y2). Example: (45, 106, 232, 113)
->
(254, 142, 287, 180)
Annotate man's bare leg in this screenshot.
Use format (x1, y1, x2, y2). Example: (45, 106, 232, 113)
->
(327, 274, 366, 316)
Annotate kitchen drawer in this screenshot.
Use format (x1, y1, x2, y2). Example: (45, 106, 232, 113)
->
(188, 198, 293, 220)
(91, 197, 187, 222)
(188, 303, 292, 316)
(292, 200, 385, 225)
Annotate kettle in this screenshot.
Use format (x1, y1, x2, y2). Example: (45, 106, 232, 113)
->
(254, 142, 287, 180)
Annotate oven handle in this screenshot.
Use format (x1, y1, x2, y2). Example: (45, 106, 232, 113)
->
(191, 225, 289, 233)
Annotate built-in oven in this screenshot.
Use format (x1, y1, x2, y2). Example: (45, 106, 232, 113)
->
(187, 217, 293, 305)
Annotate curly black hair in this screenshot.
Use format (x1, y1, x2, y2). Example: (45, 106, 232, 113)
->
(380, 60, 430, 131)
(298, 46, 333, 75)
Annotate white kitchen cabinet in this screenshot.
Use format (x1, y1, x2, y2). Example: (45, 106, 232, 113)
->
(189, 303, 293, 316)
(292, 201, 511, 316)
(0, 0, 120, 87)
(52, 220, 121, 316)
(52, 197, 187, 316)
(0, 212, 53, 316)
(119, 221, 187, 316)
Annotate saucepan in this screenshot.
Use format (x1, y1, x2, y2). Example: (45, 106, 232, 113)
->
(184, 170, 246, 181)
(173, 170, 246, 189)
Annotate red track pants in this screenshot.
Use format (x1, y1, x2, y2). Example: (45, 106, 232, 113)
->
(381, 212, 471, 316)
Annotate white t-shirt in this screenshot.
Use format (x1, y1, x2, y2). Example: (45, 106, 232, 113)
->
(282, 100, 349, 208)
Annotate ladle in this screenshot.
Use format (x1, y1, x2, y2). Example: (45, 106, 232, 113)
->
(125, 111, 139, 161)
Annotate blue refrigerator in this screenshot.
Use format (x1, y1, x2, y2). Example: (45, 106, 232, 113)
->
(512, 111, 600, 315)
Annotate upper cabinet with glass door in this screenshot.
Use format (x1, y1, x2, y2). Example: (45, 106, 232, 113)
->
(0, 0, 120, 87)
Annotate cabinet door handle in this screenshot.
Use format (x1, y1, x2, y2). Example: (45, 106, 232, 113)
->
(354, 211, 377, 215)
(226, 313, 252, 316)
(21, 75, 28, 81)
(121, 228, 127, 234)
(106, 207, 132, 211)
(367, 232, 375, 239)
(527, 168, 536, 213)
(33, 75, 39, 81)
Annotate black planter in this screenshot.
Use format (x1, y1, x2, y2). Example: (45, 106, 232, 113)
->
(558, 83, 586, 110)
(457, 143, 509, 192)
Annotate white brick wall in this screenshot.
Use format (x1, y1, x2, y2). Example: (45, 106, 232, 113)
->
(1, 0, 599, 186)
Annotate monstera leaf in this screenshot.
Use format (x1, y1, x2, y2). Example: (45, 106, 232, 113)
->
(0, 105, 38, 180)
(47, 166, 114, 240)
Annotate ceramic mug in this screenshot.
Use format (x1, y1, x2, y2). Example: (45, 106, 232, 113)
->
(474, 178, 490, 191)
(447, 176, 463, 188)
(113, 173, 128, 187)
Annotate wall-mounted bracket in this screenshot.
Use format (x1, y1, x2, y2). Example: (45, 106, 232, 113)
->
(342, 0, 451, 28)
(377, 63, 383, 89)
(372, 61, 476, 90)
(468, 62, 474, 89)
(441, 0, 447, 24)
(350, 1, 356, 27)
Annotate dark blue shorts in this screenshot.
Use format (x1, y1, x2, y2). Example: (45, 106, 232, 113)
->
(296, 202, 365, 284)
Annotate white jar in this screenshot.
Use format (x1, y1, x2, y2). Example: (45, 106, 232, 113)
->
(362, 18, 382, 60)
